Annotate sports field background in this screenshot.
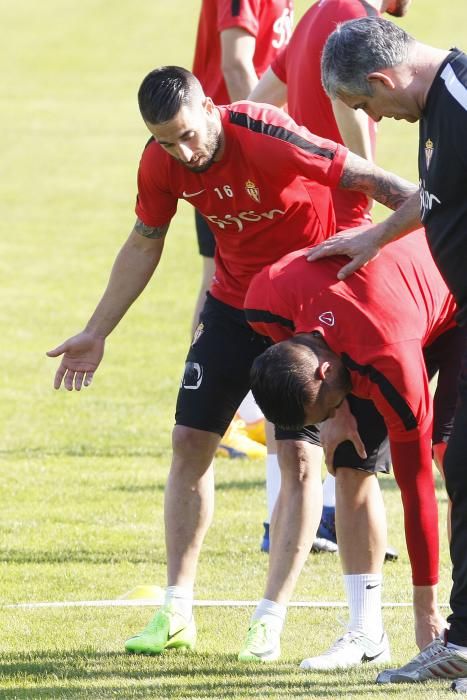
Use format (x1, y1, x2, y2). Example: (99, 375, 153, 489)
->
(1, 1, 466, 697)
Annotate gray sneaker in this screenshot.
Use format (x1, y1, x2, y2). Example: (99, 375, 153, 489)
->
(377, 634, 467, 684)
(300, 630, 390, 670)
(452, 678, 467, 693)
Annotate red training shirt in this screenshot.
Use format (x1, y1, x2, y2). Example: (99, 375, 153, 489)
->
(244, 231, 457, 585)
(271, 0, 378, 230)
(193, 0, 293, 104)
(136, 101, 347, 308)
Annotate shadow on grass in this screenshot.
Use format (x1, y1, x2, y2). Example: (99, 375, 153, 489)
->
(0, 549, 160, 565)
(110, 479, 265, 495)
(0, 650, 434, 698)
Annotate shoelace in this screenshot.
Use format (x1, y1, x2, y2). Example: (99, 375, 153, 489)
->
(323, 631, 363, 655)
(246, 622, 267, 647)
(408, 638, 445, 664)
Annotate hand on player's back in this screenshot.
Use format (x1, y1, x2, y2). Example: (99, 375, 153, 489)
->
(305, 224, 382, 279)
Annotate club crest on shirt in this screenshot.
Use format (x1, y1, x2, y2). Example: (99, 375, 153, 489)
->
(192, 322, 204, 346)
(245, 179, 261, 203)
(319, 311, 335, 327)
(425, 138, 434, 170)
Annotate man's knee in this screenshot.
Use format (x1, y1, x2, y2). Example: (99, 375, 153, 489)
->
(277, 439, 322, 483)
(172, 425, 220, 467)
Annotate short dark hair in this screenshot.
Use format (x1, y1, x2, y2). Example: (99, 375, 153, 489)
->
(138, 66, 204, 124)
(250, 340, 320, 430)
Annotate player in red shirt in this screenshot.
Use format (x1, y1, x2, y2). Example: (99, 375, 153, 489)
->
(244, 230, 463, 664)
(248, 0, 413, 667)
(46, 66, 418, 657)
(191, 0, 293, 336)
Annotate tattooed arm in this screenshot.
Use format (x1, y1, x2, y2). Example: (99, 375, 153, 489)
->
(338, 151, 418, 210)
(305, 153, 422, 279)
(46, 219, 170, 390)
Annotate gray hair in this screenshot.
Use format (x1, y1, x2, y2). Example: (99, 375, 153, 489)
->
(321, 17, 414, 99)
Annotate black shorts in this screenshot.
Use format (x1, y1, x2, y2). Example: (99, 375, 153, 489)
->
(175, 294, 270, 435)
(176, 295, 463, 470)
(275, 395, 391, 474)
(275, 324, 466, 473)
(195, 209, 216, 258)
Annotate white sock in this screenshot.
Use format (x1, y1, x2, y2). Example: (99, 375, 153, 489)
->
(252, 598, 286, 633)
(238, 390, 264, 424)
(344, 573, 384, 641)
(322, 473, 336, 508)
(266, 453, 280, 523)
(164, 585, 193, 619)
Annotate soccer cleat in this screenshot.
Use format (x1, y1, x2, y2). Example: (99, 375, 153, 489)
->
(124, 605, 196, 655)
(314, 505, 399, 562)
(311, 536, 338, 553)
(238, 619, 281, 662)
(300, 630, 390, 671)
(260, 522, 270, 553)
(216, 417, 267, 459)
(244, 418, 266, 445)
(376, 633, 467, 684)
(452, 678, 467, 693)
(261, 521, 337, 554)
(316, 505, 337, 542)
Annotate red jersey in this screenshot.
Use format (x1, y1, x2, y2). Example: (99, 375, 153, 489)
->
(193, 0, 293, 104)
(136, 101, 347, 308)
(271, 0, 378, 230)
(245, 231, 457, 585)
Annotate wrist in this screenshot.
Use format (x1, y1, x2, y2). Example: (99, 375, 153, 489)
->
(413, 584, 438, 614)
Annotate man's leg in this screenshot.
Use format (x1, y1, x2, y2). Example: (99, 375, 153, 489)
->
(126, 293, 270, 655)
(165, 426, 220, 588)
(301, 467, 390, 670)
(238, 438, 323, 661)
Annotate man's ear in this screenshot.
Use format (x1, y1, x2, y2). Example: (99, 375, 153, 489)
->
(317, 360, 331, 381)
(367, 71, 396, 90)
(204, 96, 215, 115)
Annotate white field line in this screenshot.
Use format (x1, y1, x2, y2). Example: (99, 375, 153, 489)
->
(2, 599, 450, 610)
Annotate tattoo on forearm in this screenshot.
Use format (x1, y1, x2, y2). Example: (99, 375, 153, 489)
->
(340, 152, 417, 210)
(134, 218, 169, 239)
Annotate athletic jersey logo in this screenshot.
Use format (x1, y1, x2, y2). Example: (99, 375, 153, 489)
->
(245, 179, 260, 203)
(192, 322, 204, 346)
(319, 311, 335, 326)
(205, 208, 285, 233)
(180, 362, 203, 390)
(419, 179, 441, 219)
(182, 189, 205, 198)
(424, 139, 434, 170)
(272, 7, 293, 49)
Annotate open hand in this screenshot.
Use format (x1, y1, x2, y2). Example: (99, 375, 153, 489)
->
(305, 225, 382, 280)
(46, 331, 105, 391)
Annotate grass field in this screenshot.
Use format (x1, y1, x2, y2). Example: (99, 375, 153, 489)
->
(1, 1, 466, 697)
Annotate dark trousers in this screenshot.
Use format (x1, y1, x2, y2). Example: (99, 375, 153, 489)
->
(446, 340, 467, 645)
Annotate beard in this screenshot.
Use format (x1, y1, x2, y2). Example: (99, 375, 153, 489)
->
(182, 123, 222, 173)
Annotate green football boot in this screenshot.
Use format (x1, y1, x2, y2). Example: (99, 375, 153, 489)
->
(125, 605, 196, 655)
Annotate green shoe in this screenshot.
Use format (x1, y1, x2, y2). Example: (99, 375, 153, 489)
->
(125, 605, 196, 655)
(238, 619, 281, 662)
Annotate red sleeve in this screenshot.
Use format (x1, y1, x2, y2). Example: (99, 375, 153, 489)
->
(217, 0, 260, 36)
(271, 45, 288, 83)
(134, 142, 178, 226)
(390, 425, 439, 586)
(244, 266, 295, 342)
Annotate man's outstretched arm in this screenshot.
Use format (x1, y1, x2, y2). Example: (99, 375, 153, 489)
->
(306, 151, 422, 278)
(47, 220, 169, 391)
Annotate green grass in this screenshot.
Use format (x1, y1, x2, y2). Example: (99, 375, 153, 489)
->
(0, 0, 465, 697)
